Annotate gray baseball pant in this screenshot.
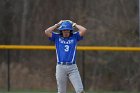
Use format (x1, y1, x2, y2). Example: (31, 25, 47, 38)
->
(56, 64, 84, 93)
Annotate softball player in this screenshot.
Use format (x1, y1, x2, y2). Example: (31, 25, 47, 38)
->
(45, 20, 87, 93)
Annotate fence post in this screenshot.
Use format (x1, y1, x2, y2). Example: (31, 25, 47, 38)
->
(7, 50, 10, 91)
(82, 51, 85, 90)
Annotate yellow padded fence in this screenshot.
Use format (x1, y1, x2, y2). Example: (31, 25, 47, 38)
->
(0, 45, 140, 51)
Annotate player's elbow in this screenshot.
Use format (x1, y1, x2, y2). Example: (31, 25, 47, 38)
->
(81, 27, 87, 33)
(79, 28, 87, 36)
(83, 28, 87, 33)
(45, 29, 52, 37)
(45, 30, 48, 35)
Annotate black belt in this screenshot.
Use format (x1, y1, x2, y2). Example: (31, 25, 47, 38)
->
(58, 62, 75, 65)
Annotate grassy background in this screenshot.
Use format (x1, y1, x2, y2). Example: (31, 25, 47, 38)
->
(0, 91, 139, 93)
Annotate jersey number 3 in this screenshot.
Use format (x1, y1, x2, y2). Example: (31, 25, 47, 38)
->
(64, 45, 69, 52)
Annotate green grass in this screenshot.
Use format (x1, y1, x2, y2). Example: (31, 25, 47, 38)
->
(0, 91, 139, 93)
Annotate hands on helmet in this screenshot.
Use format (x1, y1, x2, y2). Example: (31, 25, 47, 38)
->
(55, 20, 63, 27)
(56, 20, 77, 28)
(57, 20, 64, 25)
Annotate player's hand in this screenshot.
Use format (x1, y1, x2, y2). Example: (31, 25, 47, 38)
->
(72, 23, 77, 27)
(57, 20, 64, 25)
(56, 20, 77, 27)
(55, 20, 64, 27)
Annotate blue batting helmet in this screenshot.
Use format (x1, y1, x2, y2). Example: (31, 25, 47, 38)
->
(58, 21, 73, 31)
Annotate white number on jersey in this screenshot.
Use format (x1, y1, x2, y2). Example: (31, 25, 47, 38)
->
(64, 45, 69, 52)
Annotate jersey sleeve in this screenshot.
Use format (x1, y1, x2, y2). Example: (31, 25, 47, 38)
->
(74, 32, 83, 41)
(48, 32, 59, 42)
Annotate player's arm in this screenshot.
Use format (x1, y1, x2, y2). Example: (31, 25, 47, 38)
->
(45, 24, 59, 37)
(73, 23, 87, 36)
(45, 20, 63, 37)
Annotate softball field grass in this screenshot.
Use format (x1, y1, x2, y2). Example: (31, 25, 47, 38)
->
(0, 91, 140, 93)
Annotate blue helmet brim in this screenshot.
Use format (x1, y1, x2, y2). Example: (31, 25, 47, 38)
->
(58, 28, 74, 31)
